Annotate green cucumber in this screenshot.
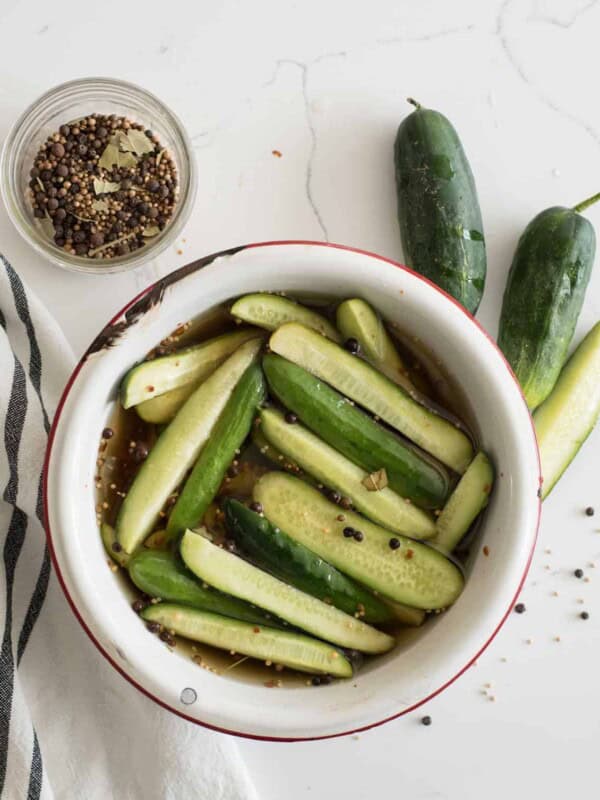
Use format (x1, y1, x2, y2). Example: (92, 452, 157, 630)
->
(269, 324, 473, 474)
(128, 549, 286, 628)
(116, 338, 263, 553)
(381, 599, 426, 627)
(101, 523, 130, 567)
(260, 407, 435, 538)
(254, 472, 464, 610)
(180, 530, 394, 654)
(433, 452, 494, 552)
(394, 99, 486, 315)
(534, 320, 600, 499)
(263, 354, 449, 508)
(498, 195, 599, 410)
(121, 328, 262, 409)
(336, 298, 412, 388)
(230, 293, 341, 342)
(167, 363, 266, 536)
(142, 604, 353, 677)
(224, 499, 394, 624)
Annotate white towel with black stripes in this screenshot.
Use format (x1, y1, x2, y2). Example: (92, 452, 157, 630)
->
(0, 256, 258, 800)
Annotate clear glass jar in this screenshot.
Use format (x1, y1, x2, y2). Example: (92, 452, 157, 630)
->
(0, 77, 197, 274)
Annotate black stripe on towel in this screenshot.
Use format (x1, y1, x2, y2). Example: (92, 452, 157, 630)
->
(26, 730, 43, 800)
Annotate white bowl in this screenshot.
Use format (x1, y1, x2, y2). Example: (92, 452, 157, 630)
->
(44, 241, 541, 740)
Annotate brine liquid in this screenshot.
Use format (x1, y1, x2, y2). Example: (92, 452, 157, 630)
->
(97, 294, 478, 687)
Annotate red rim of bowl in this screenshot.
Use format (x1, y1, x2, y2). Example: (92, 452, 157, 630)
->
(42, 239, 542, 742)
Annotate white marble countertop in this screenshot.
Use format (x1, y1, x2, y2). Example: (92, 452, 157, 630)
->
(2, 1, 600, 797)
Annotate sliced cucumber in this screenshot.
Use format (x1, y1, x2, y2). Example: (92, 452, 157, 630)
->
(230, 293, 341, 342)
(167, 364, 265, 536)
(263, 354, 449, 509)
(534, 321, 600, 499)
(135, 383, 198, 424)
(254, 472, 464, 610)
(121, 328, 262, 409)
(224, 499, 394, 624)
(268, 324, 473, 474)
(336, 298, 412, 388)
(116, 338, 263, 553)
(260, 407, 435, 538)
(101, 523, 130, 567)
(180, 530, 394, 653)
(128, 549, 286, 628)
(433, 452, 494, 552)
(142, 604, 353, 677)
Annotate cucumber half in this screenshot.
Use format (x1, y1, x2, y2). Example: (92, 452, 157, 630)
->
(336, 298, 412, 389)
(121, 328, 262, 409)
(263, 353, 449, 509)
(142, 604, 353, 677)
(534, 320, 600, 499)
(433, 452, 494, 552)
(254, 472, 464, 610)
(259, 407, 435, 538)
(269, 323, 473, 473)
(116, 338, 263, 553)
(224, 498, 395, 624)
(230, 293, 341, 342)
(167, 363, 265, 536)
(180, 530, 394, 654)
(135, 383, 198, 425)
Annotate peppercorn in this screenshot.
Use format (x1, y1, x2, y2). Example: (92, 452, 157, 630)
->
(132, 599, 147, 613)
(146, 621, 161, 634)
(421, 716, 432, 726)
(581, 611, 590, 620)
(249, 502, 263, 514)
(514, 603, 526, 614)
(574, 568, 584, 579)
(111, 541, 122, 553)
(311, 676, 322, 686)
(133, 442, 149, 462)
(585, 507, 595, 517)
(329, 490, 341, 504)
(339, 497, 352, 509)
(102, 427, 114, 440)
(353, 530, 364, 542)
(344, 338, 360, 354)
(284, 411, 298, 424)
(389, 538, 401, 550)
(343, 527, 355, 538)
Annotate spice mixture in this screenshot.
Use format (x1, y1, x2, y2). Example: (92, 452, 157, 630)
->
(29, 114, 178, 259)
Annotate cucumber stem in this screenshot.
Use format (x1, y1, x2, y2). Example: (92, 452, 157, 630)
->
(573, 191, 600, 213)
(407, 97, 422, 110)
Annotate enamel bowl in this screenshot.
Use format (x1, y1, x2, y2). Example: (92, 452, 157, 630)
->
(44, 241, 541, 740)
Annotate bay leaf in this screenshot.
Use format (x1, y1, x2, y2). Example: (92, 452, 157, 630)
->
(118, 151, 138, 169)
(91, 199, 110, 212)
(98, 143, 120, 170)
(120, 128, 155, 156)
(142, 225, 160, 237)
(93, 178, 121, 195)
(361, 468, 388, 492)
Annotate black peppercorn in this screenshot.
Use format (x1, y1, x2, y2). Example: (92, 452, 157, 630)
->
(388, 538, 401, 550)
(329, 490, 341, 504)
(585, 507, 595, 517)
(132, 599, 147, 613)
(574, 568, 584, 579)
(353, 530, 364, 542)
(514, 602, 526, 614)
(581, 611, 590, 620)
(344, 338, 360, 354)
(343, 527, 355, 538)
(421, 715, 432, 726)
(102, 427, 114, 440)
(284, 411, 298, 424)
(249, 502, 263, 514)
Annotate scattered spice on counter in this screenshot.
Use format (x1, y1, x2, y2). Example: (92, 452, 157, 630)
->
(28, 114, 178, 259)
(271, 149, 282, 158)
(421, 715, 432, 726)
(580, 611, 590, 620)
(574, 568, 584, 579)
(483, 545, 490, 556)
(514, 603, 526, 614)
(585, 506, 595, 517)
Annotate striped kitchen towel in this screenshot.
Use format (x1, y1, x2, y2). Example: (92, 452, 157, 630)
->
(0, 256, 257, 800)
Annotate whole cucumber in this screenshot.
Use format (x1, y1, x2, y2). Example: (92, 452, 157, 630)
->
(498, 193, 599, 410)
(394, 99, 486, 314)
